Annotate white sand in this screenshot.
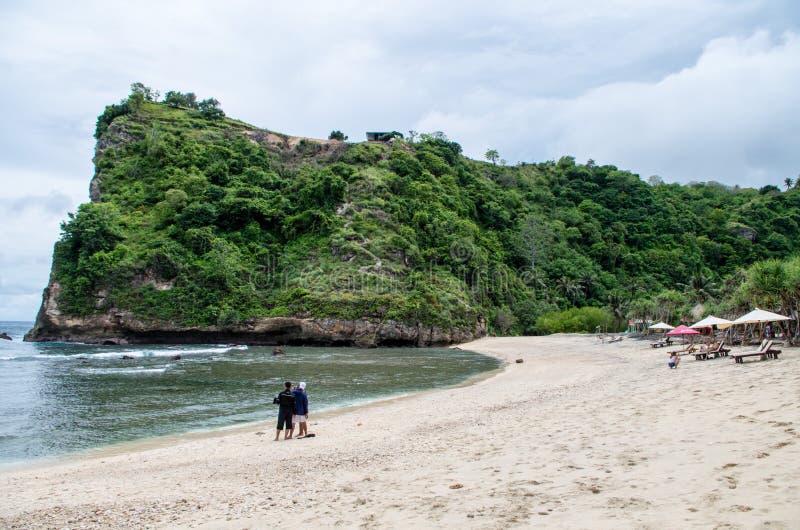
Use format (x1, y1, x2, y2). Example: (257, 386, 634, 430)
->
(1, 335, 798, 528)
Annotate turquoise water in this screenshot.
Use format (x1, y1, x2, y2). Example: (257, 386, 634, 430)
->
(0, 321, 499, 465)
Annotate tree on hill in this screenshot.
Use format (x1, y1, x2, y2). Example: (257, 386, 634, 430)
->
(130, 82, 158, 102)
(198, 98, 225, 120)
(485, 149, 499, 165)
(328, 130, 348, 141)
(164, 91, 198, 109)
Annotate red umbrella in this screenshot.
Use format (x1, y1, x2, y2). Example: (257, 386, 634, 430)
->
(666, 324, 700, 345)
(666, 325, 700, 336)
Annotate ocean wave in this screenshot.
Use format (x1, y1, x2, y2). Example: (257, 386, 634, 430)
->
(3, 344, 248, 362)
(1, 353, 70, 361)
(76, 366, 173, 375)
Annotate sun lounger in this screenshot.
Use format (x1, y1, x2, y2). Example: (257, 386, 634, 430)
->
(668, 344, 696, 355)
(693, 342, 730, 361)
(732, 341, 778, 364)
(765, 345, 782, 360)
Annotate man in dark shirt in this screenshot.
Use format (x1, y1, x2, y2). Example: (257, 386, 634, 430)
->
(274, 381, 296, 441)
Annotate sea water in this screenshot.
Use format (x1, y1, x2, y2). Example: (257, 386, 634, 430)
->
(0, 321, 499, 465)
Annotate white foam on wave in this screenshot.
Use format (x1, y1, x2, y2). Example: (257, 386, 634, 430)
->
(1, 353, 69, 361)
(2, 344, 248, 362)
(77, 366, 172, 375)
(174, 345, 249, 355)
(68, 344, 249, 360)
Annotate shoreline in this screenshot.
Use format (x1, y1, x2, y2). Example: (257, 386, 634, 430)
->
(2, 335, 798, 528)
(0, 347, 507, 473)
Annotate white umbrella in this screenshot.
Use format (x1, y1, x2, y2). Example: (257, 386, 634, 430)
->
(731, 308, 792, 347)
(648, 322, 675, 330)
(732, 308, 792, 325)
(690, 315, 733, 330)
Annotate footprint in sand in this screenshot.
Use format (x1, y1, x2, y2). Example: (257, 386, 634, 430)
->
(702, 492, 721, 506)
(606, 497, 651, 510)
(720, 475, 738, 489)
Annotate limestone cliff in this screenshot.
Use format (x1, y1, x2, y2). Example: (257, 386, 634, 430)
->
(25, 97, 490, 346)
(26, 279, 484, 346)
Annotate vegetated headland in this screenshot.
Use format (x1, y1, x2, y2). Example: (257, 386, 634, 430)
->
(25, 83, 800, 346)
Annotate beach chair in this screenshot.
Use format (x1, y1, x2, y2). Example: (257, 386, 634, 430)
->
(694, 346, 711, 361)
(668, 344, 696, 355)
(694, 342, 730, 361)
(732, 340, 775, 364)
(764, 342, 782, 360)
(708, 342, 730, 358)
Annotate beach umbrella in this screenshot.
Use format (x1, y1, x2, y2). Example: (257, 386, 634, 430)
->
(731, 308, 792, 325)
(731, 308, 792, 346)
(648, 322, 675, 330)
(666, 325, 700, 336)
(666, 324, 700, 345)
(690, 315, 733, 330)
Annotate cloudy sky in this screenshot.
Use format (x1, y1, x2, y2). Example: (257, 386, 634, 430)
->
(1, 0, 799, 320)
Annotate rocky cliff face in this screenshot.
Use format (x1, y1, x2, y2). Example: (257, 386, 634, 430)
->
(27, 98, 497, 346)
(25, 278, 486, 347)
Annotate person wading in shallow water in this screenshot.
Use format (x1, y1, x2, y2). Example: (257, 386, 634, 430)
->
(274, 381, 296, 441)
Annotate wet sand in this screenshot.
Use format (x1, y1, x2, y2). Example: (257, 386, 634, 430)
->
(1, 335, 798, 528)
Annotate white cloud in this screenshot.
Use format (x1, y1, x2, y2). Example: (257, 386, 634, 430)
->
(417, 31, 800, 184)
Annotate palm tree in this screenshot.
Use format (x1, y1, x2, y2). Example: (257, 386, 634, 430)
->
(628, 297, 656, 327)
(556, 276, 581, 306)
(626, 278, 648, 299)
(784, 257, 800, 342)
(679, 271, 719, 304)
(741, 258, 800, 344)
(742, 259, 785, 308)
(578, 270, 597, 300)
(606, 291, 628, 331)
(785, 177, 794, 191)
(653, 289, 686, 324)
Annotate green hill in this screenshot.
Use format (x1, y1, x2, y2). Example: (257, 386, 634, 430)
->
(25, 86, 800, 345)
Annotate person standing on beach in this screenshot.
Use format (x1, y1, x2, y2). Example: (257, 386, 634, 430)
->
(274, 381, 296, 441)
(292, 382, 309, 438)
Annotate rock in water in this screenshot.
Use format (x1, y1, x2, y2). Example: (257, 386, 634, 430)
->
(0, 332, 11, 341)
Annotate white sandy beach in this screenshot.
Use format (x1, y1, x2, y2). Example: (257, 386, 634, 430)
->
(1, 335, 798, 529)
